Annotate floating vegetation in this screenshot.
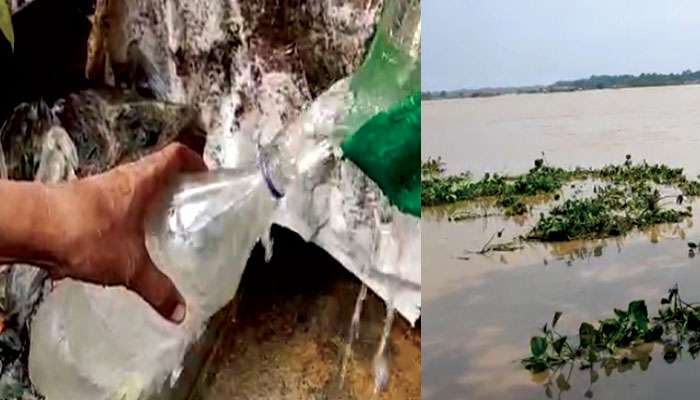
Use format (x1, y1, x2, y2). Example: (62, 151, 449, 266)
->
(528, 184, 691, 241)
(497, 195, 528, 216)
(422, 159, 571, 207)
(522, 286, 700, 377)
(423, 155, 700, 241)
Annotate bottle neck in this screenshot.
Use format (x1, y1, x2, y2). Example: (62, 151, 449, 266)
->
(255, 86, 344, 198)
(257, 133, 332, 199)
(257, 143, 288, 199)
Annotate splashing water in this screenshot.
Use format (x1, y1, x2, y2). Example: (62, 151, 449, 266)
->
(370, 200, 398, 395)
(338, 283, 368, 388)
(373, 302, 396, 395)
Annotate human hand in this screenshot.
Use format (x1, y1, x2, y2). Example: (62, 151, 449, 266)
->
(50, 143, 207, 323)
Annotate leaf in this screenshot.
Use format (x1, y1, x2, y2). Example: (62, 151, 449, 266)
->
(627, 300, 649, 331)
(587, 350, 598, 363)
(552, 336, 567, 354)
(530, 336, 548, 358)
(552, 311, 563, 329)
(687, 312, 700, 331)
(617, 357, 633, 373)
(590, 370, 599, 383)
(579, 322, 596, 348)
(585, 389, 594, 399)
(639, 355, 650, 371)
(545, 385, 552, 399)
(0, 0, 13, 50)
(603, 359, 615, 376)
(555, 374, 571, 391)
(643, 324, 663, 341)
(689, 340, 700, 357)
(600, 319, 621, 337)
(523, 358, 548, 373)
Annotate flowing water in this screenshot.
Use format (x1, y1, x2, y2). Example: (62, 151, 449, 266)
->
(423, 85, 700, 400)
(339, 284, 369, 388)
(339, 200, 401, 395)
(372, 304, 395, 395)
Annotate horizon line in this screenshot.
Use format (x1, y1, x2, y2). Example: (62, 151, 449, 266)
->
(423, 67, 700, 93)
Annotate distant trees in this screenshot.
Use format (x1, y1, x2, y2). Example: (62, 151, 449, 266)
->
(551, 70, 700, 91)
(422, 69, 700, 101)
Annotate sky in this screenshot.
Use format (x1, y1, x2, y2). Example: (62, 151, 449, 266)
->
(422, 1, 700, 91)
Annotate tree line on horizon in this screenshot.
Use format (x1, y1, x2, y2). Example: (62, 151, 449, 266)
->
(423, 69, 700, 100)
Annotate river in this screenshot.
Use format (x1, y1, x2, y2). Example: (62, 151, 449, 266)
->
(423, 85, 700, 400)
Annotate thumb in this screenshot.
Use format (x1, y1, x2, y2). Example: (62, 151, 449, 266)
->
(128, 256, 186, 324)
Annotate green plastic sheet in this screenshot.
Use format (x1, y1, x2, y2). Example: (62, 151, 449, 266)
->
(341, 92, 421, 217)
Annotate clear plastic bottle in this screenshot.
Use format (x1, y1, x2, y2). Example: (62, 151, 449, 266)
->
(27, 80, 351, 400)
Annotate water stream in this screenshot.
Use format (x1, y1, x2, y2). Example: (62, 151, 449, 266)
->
(372, 303, 396, 395)
(338, 283, 368, 388)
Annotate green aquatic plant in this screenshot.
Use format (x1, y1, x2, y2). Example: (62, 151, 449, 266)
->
(424, 155, 700, 241)
(423, 155, 700, 208)
(522, 300, 661, 373)
(528, 184, 691, 241)
(524, 286, 700, 398)
(522, 285, 700, 374)
(421, 160, 571, 208)
(497, 195, 527, 216)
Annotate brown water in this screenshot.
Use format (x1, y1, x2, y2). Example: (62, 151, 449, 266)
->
(422, 86, 700, 400)
(422, 85, 700, 177)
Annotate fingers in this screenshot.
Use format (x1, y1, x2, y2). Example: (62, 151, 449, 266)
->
(120, 142, 207, 182)
(160, 143, 208, 174)
(124, 143, 208, 208)
(128, 255, 186, 324)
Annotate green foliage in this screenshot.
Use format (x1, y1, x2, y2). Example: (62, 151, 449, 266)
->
(528, 184, 690, 241)
(524, 286, 700, 398)
(522, 286, 700, 376)
(421, 156, 446, 177)
(0, 0, 13, 50)
(422, 161, 572, 208)
(424, 155, 699, 241)
(552, 69, 700, 91)
(423, 69, 700, 101)
(497, 195, 527, 216)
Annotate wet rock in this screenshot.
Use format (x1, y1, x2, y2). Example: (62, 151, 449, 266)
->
(1, 90, 202, 179)
(85, 0, 379, 157)
(53, 90, 203, 176)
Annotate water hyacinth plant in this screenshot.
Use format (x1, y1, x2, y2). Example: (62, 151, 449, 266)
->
(522, 286, 700, 398)
(423, 155, 700, 241)
(523, 286, 700, 375)
(528, 183, 691, 241)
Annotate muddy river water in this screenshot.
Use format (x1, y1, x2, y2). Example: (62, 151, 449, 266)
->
(422, 85, 700, 400)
